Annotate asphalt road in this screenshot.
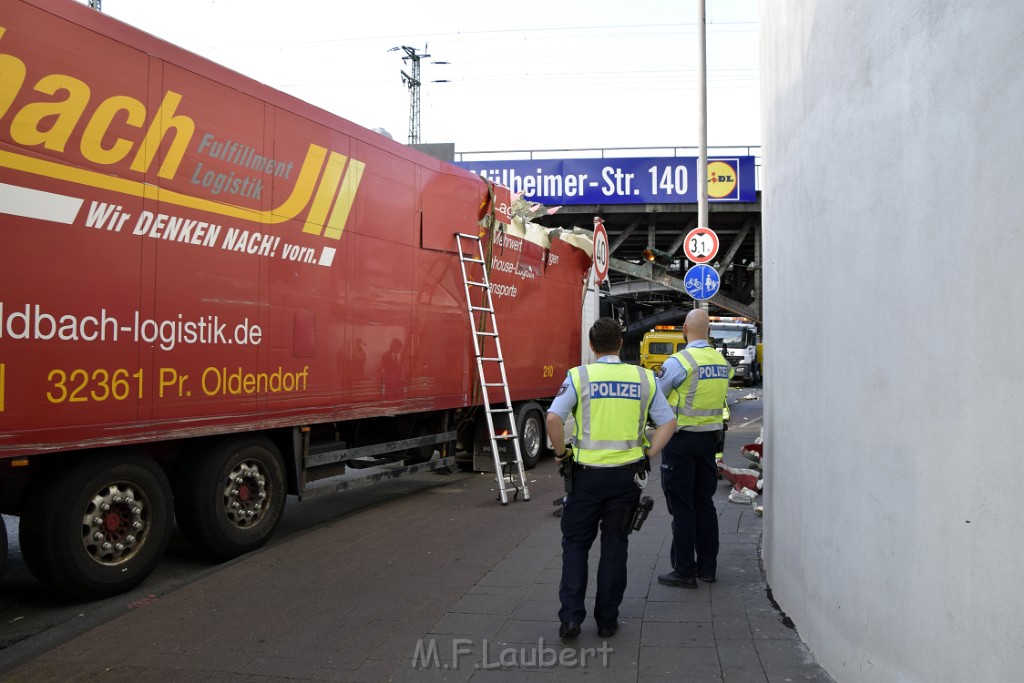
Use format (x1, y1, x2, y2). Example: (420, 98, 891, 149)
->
(0, 468, 478, 673)
(0, 385, 762, 675)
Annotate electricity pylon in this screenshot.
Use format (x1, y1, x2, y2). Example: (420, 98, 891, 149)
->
(389, 46, 427, 144)
(389, 45, 448, 145)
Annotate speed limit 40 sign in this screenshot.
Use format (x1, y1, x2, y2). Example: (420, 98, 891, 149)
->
(683, 227, 719, 264)
(593, 217, 609, 284)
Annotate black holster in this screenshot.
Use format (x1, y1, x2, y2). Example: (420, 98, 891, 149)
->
(632, 456, 651, 479)
(558, 447, 574, 494)
(625, 495, 654, 534)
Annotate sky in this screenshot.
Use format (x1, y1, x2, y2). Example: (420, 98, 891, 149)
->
(77, 0, 761, 155)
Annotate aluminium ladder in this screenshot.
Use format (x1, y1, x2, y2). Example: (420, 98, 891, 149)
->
(455, 231, 530, 505)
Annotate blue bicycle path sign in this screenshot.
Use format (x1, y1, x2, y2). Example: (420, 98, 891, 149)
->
(683, 264, 720, 301)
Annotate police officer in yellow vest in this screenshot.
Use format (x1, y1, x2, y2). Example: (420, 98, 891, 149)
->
(547, 318, 676, 640)
(656, 308, 733, 589)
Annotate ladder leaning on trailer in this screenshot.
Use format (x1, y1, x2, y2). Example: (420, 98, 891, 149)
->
(455, 231, 530, 505)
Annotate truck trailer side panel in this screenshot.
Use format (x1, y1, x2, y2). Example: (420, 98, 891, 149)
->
(0, 0, 591, 598)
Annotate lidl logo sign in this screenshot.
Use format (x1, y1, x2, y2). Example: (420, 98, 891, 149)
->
(707, 161, 738, 199)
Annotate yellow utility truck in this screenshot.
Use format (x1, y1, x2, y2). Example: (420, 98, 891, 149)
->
(639, 318, 761, 386)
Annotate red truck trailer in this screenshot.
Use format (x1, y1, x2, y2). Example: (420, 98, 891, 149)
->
(0, 0, 592, 598)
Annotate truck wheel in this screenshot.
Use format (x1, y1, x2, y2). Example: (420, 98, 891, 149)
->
(404, 422, 439, 464)
(518, 408, 545, 470)
(174, 437, 286, 559)
(19, 455, 173, 599)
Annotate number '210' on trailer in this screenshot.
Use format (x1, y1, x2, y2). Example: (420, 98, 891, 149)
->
(0, 0, 593, 599)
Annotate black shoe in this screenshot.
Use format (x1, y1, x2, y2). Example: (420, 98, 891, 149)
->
(598, 624, 618, 638)
(559, 622, 581, 639)
(698, 574, 717, 583)
(658, 571, 697, 589)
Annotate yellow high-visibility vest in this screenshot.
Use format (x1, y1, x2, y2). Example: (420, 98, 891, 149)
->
(569, 362, 656, 466)
(667, 346, 732, 431)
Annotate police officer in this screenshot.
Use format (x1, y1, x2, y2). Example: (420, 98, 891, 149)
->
(656, 308, 733, 588)
(546, 317, 676, 640)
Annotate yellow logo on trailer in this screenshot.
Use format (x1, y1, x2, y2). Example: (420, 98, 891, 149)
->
(0, 25, 364, 240)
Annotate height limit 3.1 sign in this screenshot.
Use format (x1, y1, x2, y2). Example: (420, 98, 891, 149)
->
(683, 227, 719, 264)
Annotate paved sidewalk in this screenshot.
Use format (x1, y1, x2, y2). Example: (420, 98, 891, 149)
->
(5, 418, 832, 682)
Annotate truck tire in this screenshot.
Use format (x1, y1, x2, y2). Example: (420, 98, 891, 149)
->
(517, 406, 546, 470)
(174, 436, 286, 559)
(19, 455, 173, 599)
(404, 421, 439, 464)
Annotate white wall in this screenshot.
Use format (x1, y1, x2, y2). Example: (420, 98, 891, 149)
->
(760, 2, 1024, 681)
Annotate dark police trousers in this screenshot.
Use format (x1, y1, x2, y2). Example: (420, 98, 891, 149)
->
(558, 465, 640, 630)
(661, 429, 720, 578)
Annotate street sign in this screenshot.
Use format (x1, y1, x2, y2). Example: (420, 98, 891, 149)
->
(683, 227, 719, 264)
(592, 217, 609, 284)
(455, 156, 758, 205)
(683, 264, 720, 301)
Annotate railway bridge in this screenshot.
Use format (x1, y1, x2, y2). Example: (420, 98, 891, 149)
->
(453, 146, 762, 351)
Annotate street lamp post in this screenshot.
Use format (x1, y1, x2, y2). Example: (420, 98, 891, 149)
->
(696, 0, 709, 310)
(697, 0, 708, 233)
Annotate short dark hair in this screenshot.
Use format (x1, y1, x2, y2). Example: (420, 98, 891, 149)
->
(589, 317, 622, 355)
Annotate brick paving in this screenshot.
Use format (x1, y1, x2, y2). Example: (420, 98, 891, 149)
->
(4, 417, 832, 682)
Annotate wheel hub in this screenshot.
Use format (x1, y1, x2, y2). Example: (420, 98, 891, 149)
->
(523, 419, 540, 457)
(223, 461, 268, 528)
(83, 484, 145, 565)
